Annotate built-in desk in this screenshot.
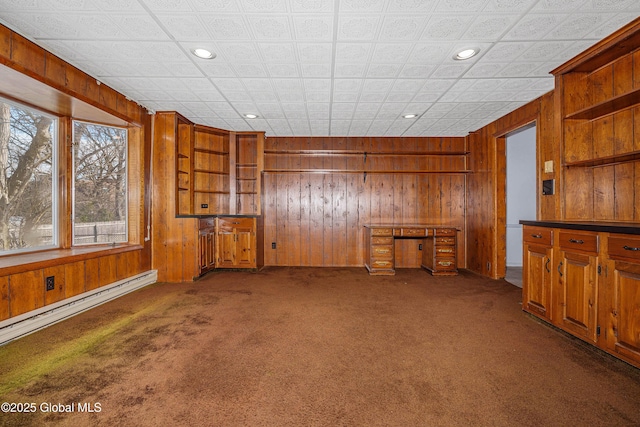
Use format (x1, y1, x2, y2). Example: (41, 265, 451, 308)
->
(364, 225, 458, 276)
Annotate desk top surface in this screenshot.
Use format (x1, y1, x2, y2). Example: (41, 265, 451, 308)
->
(364, 224, 457, 229)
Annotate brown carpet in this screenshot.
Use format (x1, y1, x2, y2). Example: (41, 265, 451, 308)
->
(1, 267, 639, 427)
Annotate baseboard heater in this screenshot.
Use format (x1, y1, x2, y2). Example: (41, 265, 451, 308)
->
(0, 270, 158, 346)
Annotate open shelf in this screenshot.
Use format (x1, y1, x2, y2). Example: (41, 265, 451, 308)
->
(263, 169, 471, 174)
(265, 150, 469, 156)
(194, 148, 229, 156)
(194, 190, 230, 194)
(565, 88, 640, 120)
(565, 151, 640, 168)
(194, 169, 229, 175)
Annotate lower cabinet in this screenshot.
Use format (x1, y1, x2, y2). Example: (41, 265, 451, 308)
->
(197, 216, 259, 275)
(522, 223, 640, 369)
(198, 218, 216, 275)
(216, 217, 257, 269)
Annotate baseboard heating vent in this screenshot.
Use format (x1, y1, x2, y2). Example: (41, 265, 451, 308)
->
(0, 270, 158, 346)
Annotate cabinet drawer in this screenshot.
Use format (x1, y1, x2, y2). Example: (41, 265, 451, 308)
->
(435, 246, 456, 256)
(434, 228, 456, 237)
(371, 228, 392, 237)
(218, 217, 254, 231)
(371, 236, 393, 245)
(608, 235, 640, 263)
(199, 217, 215, 229)
(372, 246, 393, 259)
(370, 260, 393, 269)
(523, 226, 552, 246)
(434, 259, 456, 270)
(558, 231, 598, 254)
(435, 237, 455, 245)
(401, 228, 426, 237)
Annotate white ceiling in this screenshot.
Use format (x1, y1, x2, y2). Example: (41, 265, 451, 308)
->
(0, 0, 638, 137)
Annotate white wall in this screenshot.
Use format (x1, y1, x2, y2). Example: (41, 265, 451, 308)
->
(506, 125, 537, 267)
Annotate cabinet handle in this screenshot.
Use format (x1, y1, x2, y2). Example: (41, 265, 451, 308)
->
(623, 245, 640, 251)
(569, 239, 584, 244)
(557, 261, 563, 277)
(545, 258, 550, 273)
(531, 234, 543, 239)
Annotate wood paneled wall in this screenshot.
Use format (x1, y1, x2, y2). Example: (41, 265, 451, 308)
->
(0, 24, 152, 321)
(262, 137, 467, 268)
(466, 97, 552, 279)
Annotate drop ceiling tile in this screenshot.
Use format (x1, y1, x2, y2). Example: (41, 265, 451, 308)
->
(380, 16, 427, 40)
(248, 16, 293, 40)
(278, 91, 305, 101)
(463, 14, 519, 39)
(337, 16, 381, 40)
(306, 92, 331, 102)
(292, 16, 333, 40)
(142, 0, 193, 12)
(408, 43, 451, 64)
(548, 13, 612, 39)
(206, 16, 251, 39)
(216, 42, 261, 62)
(359, 92, 388, 102)
(483, 0, 536, 11)
(199, 62, 237, 78)
(399, 65, 436, 78)
(290, 0, 334, 12)
(297, 43, 333, 63)
(334, 92, 360, 102)
(435, 0, 488, 12)
(340, 0, 386, 13)
(386, 92, 414, 102)
(387, 0, 438, 12)
(188, 0, 240, 12)
(335, 64, 367, 78)
(196, 91, 227, 102)
(266, 63, 300, 77)
(504, 14, 567, 39)
(155, 14, 211, 40)
(421, 15, 474, 39)
(240, 0, 288, 13)
(392, 79, 426, 92)
(362, 79, 393, 92)
(357, 102, 382, 111)
(366, 64, 401, 78)
(304, 79, 331, 91)
(230, 63, 269, 77)
(301, 64, 332, 77)
(335, 44, 372, 63)
(590, 14, 640, 38)
(256, 42, 296, 61)
(431, 64, 470, 79)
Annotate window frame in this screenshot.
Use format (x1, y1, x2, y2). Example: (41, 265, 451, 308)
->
(71, 119, 129, 247)
(0, 95, 60, 255)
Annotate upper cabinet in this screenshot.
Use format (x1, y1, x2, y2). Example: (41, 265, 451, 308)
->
(157, 111, 264, 217)
(553, 18, 640, 168)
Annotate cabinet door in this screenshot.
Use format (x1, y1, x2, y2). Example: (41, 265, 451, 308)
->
(523, 243, 553, 320)
(235, 226, 255, 268)
(217, 228, 237, 268)
(605, 260, 640, 365)
(558, 250, 599, 342)
(206, 231, 216, 269)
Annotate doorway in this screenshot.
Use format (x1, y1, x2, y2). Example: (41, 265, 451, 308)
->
(505, 124, 537, 287)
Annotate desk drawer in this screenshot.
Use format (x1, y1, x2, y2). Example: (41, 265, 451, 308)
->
(434, 259, 456, 270)
(371, 237, 393, 245)
(370, 260, 393, 269)
(371, 228, 392, 237)
(435, 246, 456, 256)
(558, 231, 598, 254)
(401, 228, 426, 237)
(435, 237, 455, 245)
(434, 228, 456, 237)
(608, 235, 640, 263)
(372, 246, 393, 259)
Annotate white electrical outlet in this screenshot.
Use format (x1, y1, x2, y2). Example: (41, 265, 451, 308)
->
(544, 160, 554, 173)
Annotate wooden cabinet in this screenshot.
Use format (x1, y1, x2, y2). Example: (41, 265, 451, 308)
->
(198, 218, 216, 275)
(521, 221, 640, 368)
(557, 231, 600, 343)
(215, 217, 257, 269)
(522, 226, 553, 320)
(421, 228, 458, 276)
(167, 111, 264, 216)
(603, 234, 640, 366)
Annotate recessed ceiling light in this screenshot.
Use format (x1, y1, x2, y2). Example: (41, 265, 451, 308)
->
(454, 48, 479, 60)
(245, 114, 258, 119)
(403, 114, 418, 119)
(191, 48, 215, 59)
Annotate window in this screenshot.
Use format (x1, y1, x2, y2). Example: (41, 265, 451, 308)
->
(0, 98, 57, 254)
(72, 121, 127, 246)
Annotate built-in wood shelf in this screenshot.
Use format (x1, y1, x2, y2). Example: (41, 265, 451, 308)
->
(565, 88, 640, 120)
(194, 148, 229, 156)
(194, 169, 229, 175)
(194, 190, 230, 194)
(565, 150, 640, 168)
(265, 150, 469, 156)
(263, 169, 471, 174)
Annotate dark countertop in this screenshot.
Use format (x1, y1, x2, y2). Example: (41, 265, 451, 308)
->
(520, 220, 640, 235)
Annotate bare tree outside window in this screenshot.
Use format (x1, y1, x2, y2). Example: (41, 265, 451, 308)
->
(73, 121, 127, 245)
(0, 100, 56, 253)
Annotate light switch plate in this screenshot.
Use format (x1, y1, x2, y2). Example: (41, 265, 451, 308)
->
(544, 160, 554, 173)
